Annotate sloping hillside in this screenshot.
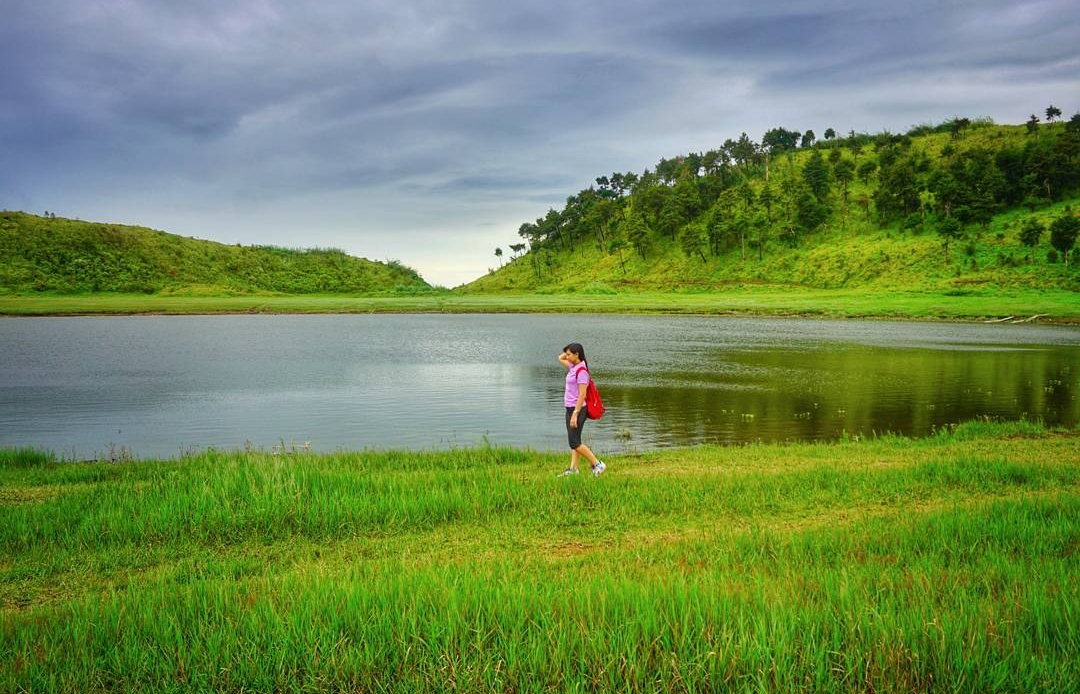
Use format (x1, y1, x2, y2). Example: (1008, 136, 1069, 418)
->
(466, 119, 1080, 293)
(0, 212, 429, 294)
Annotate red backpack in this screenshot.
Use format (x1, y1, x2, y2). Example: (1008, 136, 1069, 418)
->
(577, 366, 605, 419)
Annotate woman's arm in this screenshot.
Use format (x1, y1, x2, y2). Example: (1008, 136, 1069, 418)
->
(575, 382, 588, 411)
(570, 381, 587, 428)
(558, 350, 572, 370)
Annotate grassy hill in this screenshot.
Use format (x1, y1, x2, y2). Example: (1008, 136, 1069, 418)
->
(0, 212, 430, 295)
(465, 120, 1080, 294)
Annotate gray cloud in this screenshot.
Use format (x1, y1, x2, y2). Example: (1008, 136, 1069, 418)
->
(2, 0, 1078, 286)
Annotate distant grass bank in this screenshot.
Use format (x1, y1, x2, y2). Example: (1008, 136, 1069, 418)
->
(1, 287, 1078, 322)
(2, 420, 1078, 693)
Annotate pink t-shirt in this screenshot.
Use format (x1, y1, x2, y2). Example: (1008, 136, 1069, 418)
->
(564, 363, 590, 407)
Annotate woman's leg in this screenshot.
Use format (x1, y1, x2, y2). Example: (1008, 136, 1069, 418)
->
(566, 407, 585, 470)
(573, 444, 599, 466)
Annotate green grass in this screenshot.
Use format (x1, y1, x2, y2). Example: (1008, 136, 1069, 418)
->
(0, 447, 56, 469)
(2, 286, 1078, 322)
(2, 421, 1078, 692)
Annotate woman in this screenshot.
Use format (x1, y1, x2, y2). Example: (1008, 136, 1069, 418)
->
(558, 343, 606, 477)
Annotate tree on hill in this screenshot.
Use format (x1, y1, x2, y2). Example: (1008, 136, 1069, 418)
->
(654, 157, 683, 184)
(824, 128, 836, 141)
(655, 178, 701, 241)
(918, 190, 937, 233)
(762, 127, 800, 154)
(874, 153, 921, 221)
(708, 187, 750, 258)
(802, 150, 832, 202)
(658, 196, 686, 242)
(674, 177, 703, 218)
(518, 222, 539, 249)
(635, 185, 668, 229)
(1026, 114, 1040, 134)
(1050, 211, 1080, 268)
(1045, 105, 1061, 123)
(608, 235, 629, 274)
(1020, 173, 1048, 211)
(727, 133, 760, 174)
(614, 172, 638, 196)
(950, 117, 971, 138)
(802, 130, 816, 148)
(679, 221, 708, 263)
(935, 147, 1005, 227)
(857, 160, 878, 185)
(542, 208, 567, 251)
(621, 208, 650, 260)
(937, 216, 964, 262)
(494, 247, 503, 267)
(1019, 217, 1044, 263)
(750, 210, 769, 261)
(833, 157, 855, 204)
(855, 193, 873, 221)
(583, 197, 620, 250)
(796, 187, 830, 236)
(758, 184, 775, 222)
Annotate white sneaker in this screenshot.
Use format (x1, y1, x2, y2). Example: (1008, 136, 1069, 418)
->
(591, 461, 606, 477)
(558, 468, 579, 477)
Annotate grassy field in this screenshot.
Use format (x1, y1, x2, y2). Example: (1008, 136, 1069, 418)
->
(1, 287, 1078, 322)
(2, 420, 1078, 692)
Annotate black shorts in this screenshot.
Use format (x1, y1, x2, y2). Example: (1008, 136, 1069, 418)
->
(565, 406, 589, 449)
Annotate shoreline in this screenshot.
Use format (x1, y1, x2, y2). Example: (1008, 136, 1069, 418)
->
(2, 288, 1079, 323)
(12, 419, 1078, 466)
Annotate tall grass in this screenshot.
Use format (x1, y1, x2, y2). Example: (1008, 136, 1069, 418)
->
(0, 447, 55, 468)
(2, 422, 1077, 692)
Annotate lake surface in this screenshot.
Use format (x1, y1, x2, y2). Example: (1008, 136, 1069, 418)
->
(2, 314, 1079, 459)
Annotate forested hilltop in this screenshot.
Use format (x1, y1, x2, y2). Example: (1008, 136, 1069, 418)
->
(470, 114, 1080, 293)
(0, 212, 429, 295)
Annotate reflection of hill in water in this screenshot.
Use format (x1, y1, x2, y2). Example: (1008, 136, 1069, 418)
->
(601, 343, 1078, 446)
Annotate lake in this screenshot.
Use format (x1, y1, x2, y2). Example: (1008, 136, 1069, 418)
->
(1, 314, 1078, 459)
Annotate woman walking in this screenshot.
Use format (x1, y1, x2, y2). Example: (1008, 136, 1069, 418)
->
(558, 343, 606, 477)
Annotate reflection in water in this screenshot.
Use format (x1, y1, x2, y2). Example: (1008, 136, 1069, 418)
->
(0, 314, 1077, 458)
(605, 345, 1076, 446)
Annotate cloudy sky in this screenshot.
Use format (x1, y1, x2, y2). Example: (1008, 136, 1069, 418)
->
(2, 1, 1078, 286)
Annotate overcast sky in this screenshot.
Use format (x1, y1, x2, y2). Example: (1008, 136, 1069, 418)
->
(2, 1, 1078, 286)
